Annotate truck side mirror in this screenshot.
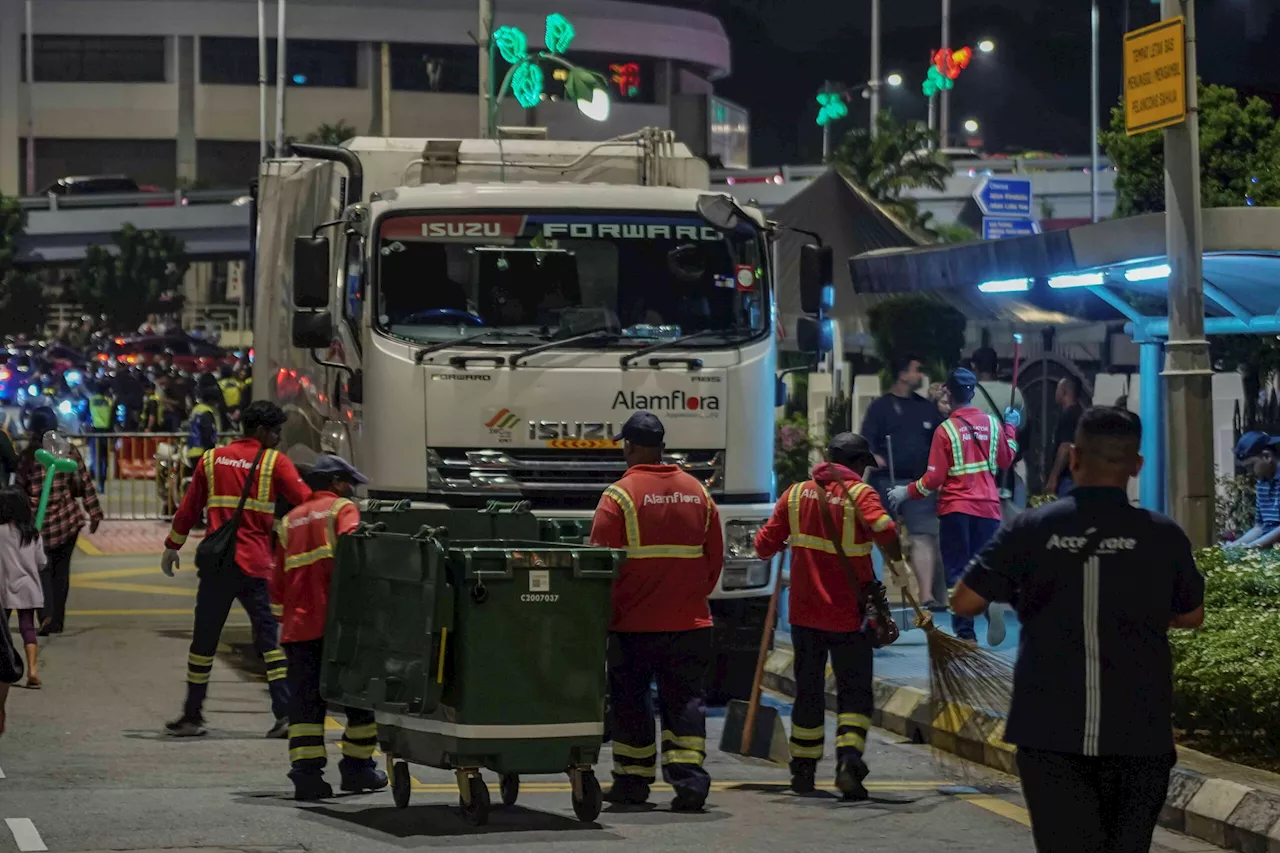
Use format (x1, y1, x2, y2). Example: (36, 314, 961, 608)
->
(293, 236, 331, 309)
(799, 244, 832, 315)
(292, 310, 333, 350)
(796, 316, 821, 354)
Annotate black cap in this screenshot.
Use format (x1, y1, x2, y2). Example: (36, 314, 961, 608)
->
(826, 432, 874, 467)
(615, 411, 665, 447)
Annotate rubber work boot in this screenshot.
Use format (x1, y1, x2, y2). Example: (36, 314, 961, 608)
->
(835, 755, 870, 802)
(339, 762, 389, 794)
(290, 771, 334, 802)
(266, 717, 289, 739)
(670, 790, 707, 813)
(164, 715, 207, 737)
(790, 767, 816, 794)
(603, 780, 650, 805)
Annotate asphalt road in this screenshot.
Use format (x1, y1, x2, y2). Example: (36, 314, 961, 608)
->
(0, 549, 1221, 853)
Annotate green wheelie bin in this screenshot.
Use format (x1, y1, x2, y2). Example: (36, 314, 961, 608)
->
(320, 520, 624, 826)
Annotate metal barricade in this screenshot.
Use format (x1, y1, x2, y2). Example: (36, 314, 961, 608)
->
(65, 431, 234, 521)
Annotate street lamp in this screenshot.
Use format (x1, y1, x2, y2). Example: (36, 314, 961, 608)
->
(978, 39, 995, 53)
(963, 118, 980, 134)
(886, 73, 903, 87)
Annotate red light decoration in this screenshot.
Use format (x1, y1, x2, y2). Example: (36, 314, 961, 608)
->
(609, 62, 641, 99)
(932, 46, 973, 81)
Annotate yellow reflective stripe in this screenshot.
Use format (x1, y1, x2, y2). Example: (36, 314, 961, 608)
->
(267, 668, 288, 682)
(913, 476, 934, 497)
(611, 741, 657, 760)
(987, 416, 1000, 470)
(341, 743, 376, 760)
(344, 723, 377, 740)
(263, 649, 286, 664)
(290, 745, 328, 762)
(661, 749, 704, 766)
(208, 496, 277, 513)
(613, 764, 657, 778)
(790, 723, 825, 740)
(603, 484, 642, 550)
(327, 498, 353, 551)
(835, 732, 867, 751)
(270, 604, 283, 617)
(790, 532, 837, 554)
(871, 515, 893, 532)
(258, 449, 277, 505)
(284, 545, 335, 571)
(278, 520, 288, 550)
(187, 652, 214, 666)
(838, 713, 872, 729)
(203, 449, 215, 495)
(700, 482, 713, 532)
(787, 483, 803, 539)
(167, 528, 188, 545)
(625, 544, 705, 559)
(942, 419, 964, 471)
(289, 723, 325, 738)
(790, 744, 825, 759)
(186, 671, 211, 684)
(661, 731, 706, 751)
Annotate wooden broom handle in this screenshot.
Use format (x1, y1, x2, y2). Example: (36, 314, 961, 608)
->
(740, 569, 783, 754)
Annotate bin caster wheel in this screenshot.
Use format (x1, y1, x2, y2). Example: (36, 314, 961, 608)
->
(572, 771, 602, 822)
(460, 775, 490, 826)
(500, 773, 519, 806)
(392, 761, 411, 809)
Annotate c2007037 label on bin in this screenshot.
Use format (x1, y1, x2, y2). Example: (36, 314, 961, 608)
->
(529, 570, 551, 592)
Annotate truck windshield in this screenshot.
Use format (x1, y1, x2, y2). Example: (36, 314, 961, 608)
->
(373, 210, 767, 345)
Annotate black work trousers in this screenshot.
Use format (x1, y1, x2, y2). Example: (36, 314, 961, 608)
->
(183, 571, 289, 721)
(1016, 746, 1175, 853)
(607, 628, 711, 802)
(38, 538, 79, 633)
(284, 639, 376, 777)
(789, 624, 873, 773)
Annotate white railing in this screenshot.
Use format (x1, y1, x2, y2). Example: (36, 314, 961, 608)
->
(710, 155, 1115, 187)
(46, 303, 248, 337)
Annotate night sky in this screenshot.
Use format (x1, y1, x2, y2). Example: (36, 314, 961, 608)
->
(650, 0, 1280, 165)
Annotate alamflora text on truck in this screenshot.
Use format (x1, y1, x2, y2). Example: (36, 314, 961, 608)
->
(253, 129, 820, 700)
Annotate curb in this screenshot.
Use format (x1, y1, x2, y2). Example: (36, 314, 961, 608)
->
(763, 645, 1280, 853)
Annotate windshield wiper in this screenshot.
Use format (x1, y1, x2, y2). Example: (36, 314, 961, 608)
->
(413, 330, 542, 364)
(619, 329, 752, 368)
(509, 327, 619, 368)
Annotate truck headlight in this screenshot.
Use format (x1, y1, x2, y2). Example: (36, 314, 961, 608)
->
(722, 519, 771, 591)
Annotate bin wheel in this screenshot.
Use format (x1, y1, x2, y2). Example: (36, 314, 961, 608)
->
(392, 761, 411, 809)
(460, 776, 491, 826)
(572, 771, 603, 822)
(500, 773, 519, 806)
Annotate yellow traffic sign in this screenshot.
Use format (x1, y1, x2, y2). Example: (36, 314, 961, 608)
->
(1124, 16, 1187, 135)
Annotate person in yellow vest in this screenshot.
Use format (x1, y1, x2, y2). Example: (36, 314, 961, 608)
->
(184, 387, 222, 476)
(84, 381, 114, 492)
(218, 365, 244, 418)
(271, 454, 387, 801)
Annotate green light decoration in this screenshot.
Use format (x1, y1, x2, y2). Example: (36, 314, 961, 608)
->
(921, 65, 954, 98)
(512, 62, 545, 109)
(488, 13, 610, 133)
(544, 12, 576, 54)
(815, 91, 848, 127)
(492, 26, 528, 65)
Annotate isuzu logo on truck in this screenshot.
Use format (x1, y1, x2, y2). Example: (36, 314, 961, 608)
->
(422, 221, 504, 238)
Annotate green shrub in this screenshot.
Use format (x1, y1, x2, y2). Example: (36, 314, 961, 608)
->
(775, 414, 813, 494)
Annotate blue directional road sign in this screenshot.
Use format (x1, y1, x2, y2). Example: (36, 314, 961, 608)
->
(982, 217, 1039, 240)
(974, 177, 1034, 218)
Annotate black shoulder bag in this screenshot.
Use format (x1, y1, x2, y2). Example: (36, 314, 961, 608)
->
(813, 478, 900, 648)
(0, 609, 21, 683)
(195, 446, 267, 581)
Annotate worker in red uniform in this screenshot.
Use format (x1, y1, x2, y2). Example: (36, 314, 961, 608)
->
(272, 454, 388, 801)
(890, 368, 1019, 645)
(590, 411, 724, 812)
(161, 401, 312, 738)
(755, 432, 906, 800)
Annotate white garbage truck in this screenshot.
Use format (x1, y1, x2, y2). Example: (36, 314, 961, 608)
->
(252, 130, 831, 700)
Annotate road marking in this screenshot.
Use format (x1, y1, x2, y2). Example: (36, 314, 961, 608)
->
(404, 779, 950, 793)
(4, 818, 48, 852)
(76, 538, 104, 556)
(71, 567, 162, 581)
(66, 609, 195, 616)
(0, 763, 6, 778)
(70, 580, 196, 598)
(959, 794, 1032, 826)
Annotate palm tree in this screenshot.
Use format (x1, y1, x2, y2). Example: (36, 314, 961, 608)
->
(828, 111, 952, 237)
(302, 120, 358, 147)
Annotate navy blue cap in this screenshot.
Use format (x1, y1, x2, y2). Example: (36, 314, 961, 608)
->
(946, 367, 978, 404)
(615, 411, 665, 447)
(1235, 431, 1280, 461)
(311, 453, 368, 484)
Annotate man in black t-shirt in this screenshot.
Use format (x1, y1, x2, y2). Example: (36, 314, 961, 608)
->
(952, 407, 1204, 853)
(1044, 375, 1084, 497)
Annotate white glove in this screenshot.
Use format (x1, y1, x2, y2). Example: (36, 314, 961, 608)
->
(161, 548, 180, 577)
(1004, 407, 1022, 429)
(888, 485, 910, 513)
(886, 559, 910, 583)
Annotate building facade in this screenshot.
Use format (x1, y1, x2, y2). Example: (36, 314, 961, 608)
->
(0, 0, 737, 194)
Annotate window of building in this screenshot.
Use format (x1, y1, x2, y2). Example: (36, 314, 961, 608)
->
(28, 36, 166, 83)
(389, 43, 479, 93)
(200, 37, 357, 87)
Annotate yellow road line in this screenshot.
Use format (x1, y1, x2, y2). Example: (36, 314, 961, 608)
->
(959, 794, 1032, 826)
(72, 567, 162, 581)
(403, 779, 951, 793)
(70, 580, 196, 597)
(66, 608, 195, 616)
(77, 538, 104, 556)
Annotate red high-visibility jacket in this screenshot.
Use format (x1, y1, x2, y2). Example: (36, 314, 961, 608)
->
(755, 463, 899, 633)
(906, 406, 1018, 520)
(164, 437, 312, 577)
(271, 491, 360, 644)
(589, 464, 724, 632)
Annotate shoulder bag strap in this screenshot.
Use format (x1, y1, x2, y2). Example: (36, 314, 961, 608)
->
(226, 446, 268, 530)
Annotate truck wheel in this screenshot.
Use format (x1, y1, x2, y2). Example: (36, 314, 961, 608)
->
(572, 771, 602, 822)
(460, 776, 490, 826)
(500, 773, 519, 806)
(392, 761, 411, 809)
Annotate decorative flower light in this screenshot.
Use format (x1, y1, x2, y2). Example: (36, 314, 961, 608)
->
(490, 13, 611, 124)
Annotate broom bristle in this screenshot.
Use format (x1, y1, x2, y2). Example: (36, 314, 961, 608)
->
(925, 624, 1014, 717)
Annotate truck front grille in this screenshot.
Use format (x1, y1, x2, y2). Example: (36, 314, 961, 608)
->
(427, 447, 724, 508)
